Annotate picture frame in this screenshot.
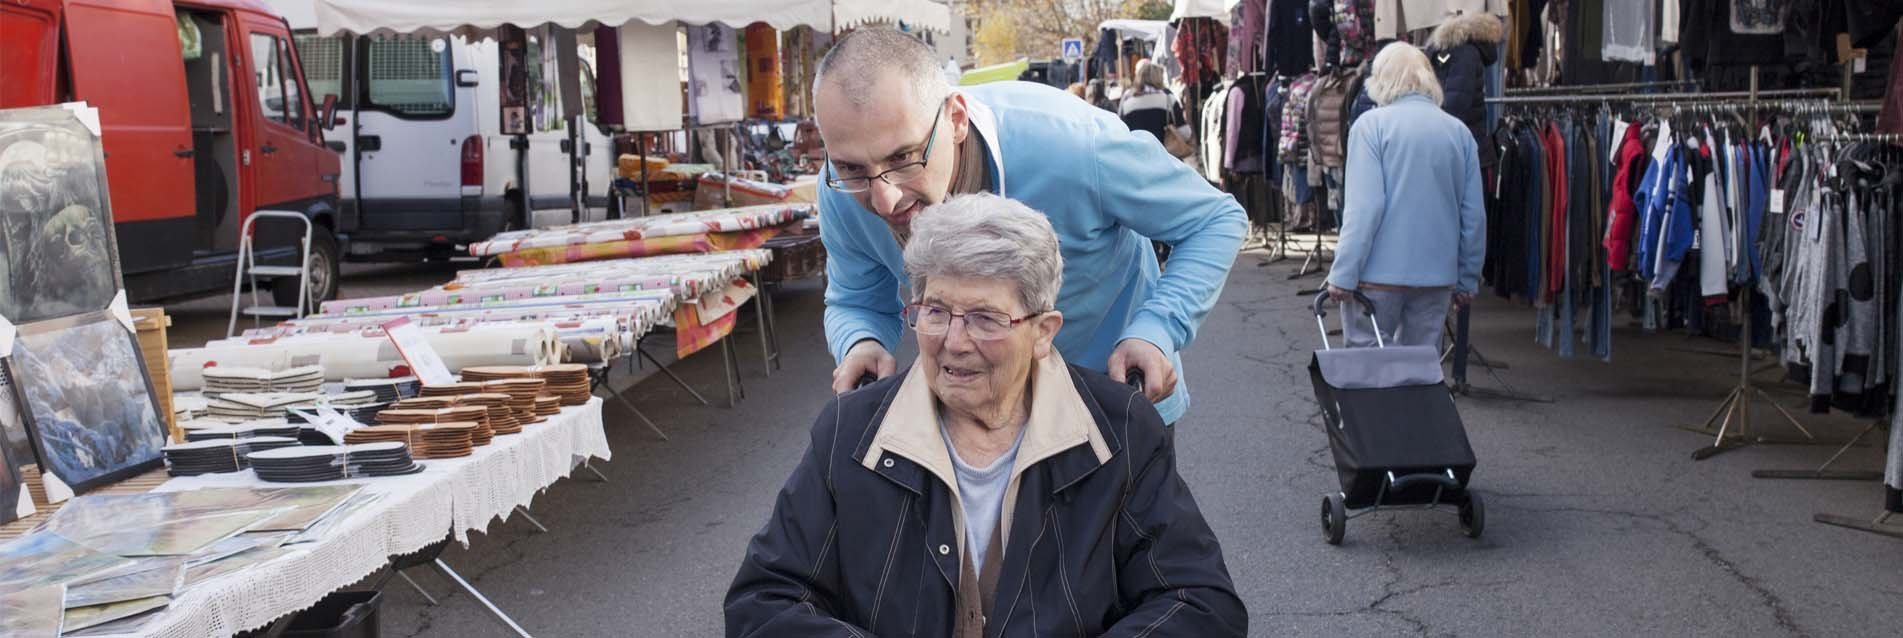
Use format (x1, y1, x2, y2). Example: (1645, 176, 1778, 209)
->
(5, 310, 166, 496)
(0, 103, 126, 324)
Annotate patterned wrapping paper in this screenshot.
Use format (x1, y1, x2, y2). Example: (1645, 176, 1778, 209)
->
(317, 276, 685, 315)
(467, 204, 810, 257)
(282, 300, 675, 337)
(494, 224, 789, 267)
(453, 249, 774, 286)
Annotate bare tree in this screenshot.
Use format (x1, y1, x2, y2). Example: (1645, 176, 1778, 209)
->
(967, 0, 1164, 64)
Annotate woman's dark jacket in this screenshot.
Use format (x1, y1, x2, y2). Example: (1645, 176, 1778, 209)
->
(725, 357, 1246, 637)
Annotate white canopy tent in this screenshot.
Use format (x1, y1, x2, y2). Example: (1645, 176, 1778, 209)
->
(313, 0, 949, 37)
(1169, 0, 1231, 24)
(834, 0, 952, 33)
(1097, 19, 1167, 42)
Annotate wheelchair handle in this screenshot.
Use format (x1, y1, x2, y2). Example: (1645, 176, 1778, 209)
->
(1125, 368, 1145, 391)
(853, 373, 878, 390)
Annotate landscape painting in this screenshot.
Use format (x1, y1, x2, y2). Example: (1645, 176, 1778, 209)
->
(6, 311, 165, 494)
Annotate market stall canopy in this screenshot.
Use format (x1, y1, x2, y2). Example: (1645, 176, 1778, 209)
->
(1169, 0, 1231, 24)
(1098, 19, 1167, 42)
(833, 0, 953, 34)
(959, 58, 1029, 86)
(312, 0, 834, 37)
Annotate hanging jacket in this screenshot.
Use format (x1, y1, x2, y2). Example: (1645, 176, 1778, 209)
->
(1604, 122, 1650, 271)
(1310, 0, 1341, 68)
(1426, 12, 1504, 168)
(1307, 66, 1367, 169)
(1266, 0, 1317, 76)
(1279, 73, 1321, 162)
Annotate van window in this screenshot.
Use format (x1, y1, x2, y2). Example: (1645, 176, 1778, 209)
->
(366, 38, 452, 118)
(248, 33, 302, 130)
(294, 34, 347, 109)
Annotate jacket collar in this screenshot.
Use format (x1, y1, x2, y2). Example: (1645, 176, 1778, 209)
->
(858, 351, 1111, 494)
(954, 89, 1007, 196)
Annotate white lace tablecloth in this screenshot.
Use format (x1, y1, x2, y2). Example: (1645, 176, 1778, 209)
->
(114, 398, 610, 638)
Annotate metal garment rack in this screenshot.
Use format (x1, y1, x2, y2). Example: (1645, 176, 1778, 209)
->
(1503, 80, 1699, 95)
(1480, 75, 1867, 457)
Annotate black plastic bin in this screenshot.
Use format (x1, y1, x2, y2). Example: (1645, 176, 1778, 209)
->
(282, 590, 382, 638)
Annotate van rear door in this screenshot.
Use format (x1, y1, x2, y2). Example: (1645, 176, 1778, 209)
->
(62, 0, 196, 274)
(353, 36, 471, 231)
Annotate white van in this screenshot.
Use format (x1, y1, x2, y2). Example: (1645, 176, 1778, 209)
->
(272, 0, 615, 260)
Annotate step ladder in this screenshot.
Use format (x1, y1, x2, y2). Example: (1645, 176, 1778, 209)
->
(226, 210, 314, 338)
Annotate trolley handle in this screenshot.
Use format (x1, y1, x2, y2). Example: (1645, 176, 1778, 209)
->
(1311, 289, 1384, 349)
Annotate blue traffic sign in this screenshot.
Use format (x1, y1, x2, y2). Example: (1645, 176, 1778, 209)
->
(1061, 38, 1084, 63)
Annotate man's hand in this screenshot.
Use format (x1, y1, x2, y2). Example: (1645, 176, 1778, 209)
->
(832, 340, 897, 394)
(1452, 290, 1475, 308)
(1109, 339, 1177, 403)
(1326, 284, 1354, 303)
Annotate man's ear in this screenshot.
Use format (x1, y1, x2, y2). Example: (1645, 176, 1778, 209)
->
(947, 91, 972, 143)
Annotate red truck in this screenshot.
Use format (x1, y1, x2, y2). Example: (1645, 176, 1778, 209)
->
(2, 0, 344, 305)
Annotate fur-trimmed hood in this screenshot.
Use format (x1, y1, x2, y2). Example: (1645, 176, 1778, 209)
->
(1427, 12, 1504, 50)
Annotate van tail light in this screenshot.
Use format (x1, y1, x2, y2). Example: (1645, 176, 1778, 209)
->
(460, 135, 483, 187)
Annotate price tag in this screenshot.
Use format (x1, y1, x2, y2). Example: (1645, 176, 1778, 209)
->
(382, 317, 453, 386)
(1769, 189, 1786, 214)
(291, 405, 364, 445)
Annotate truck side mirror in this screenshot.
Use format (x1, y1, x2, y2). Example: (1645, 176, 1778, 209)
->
(320, 94, 341, 130)
(456, 69, 479, 88)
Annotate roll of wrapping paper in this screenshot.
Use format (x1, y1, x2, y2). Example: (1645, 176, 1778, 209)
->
(496, 224, 790, 268)
(312, 289, 678, 319)
(178, 325, 562, 388)
(468, 205, 808, 256)
(278, 301, 674, 337)
(244, 319, 627, 365)
(317, 275, 683, 314)
(169, 348, 294, 390)
(454, 249, 774, 287)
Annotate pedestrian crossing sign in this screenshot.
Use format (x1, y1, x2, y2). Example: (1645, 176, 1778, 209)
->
(1062, 38, 1084, 64)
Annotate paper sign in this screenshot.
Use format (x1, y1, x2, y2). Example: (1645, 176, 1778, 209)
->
(380, 318, 453, 386)
(1769, 189, 1786, 214)
(290, 406, 363, 445)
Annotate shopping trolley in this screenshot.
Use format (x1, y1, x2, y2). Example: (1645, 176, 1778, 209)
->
(1309, 292, 1484, 544)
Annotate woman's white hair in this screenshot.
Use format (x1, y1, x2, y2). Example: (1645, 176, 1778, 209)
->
(904, 193, 1064, 314)
(1365, 43, 1443, 106)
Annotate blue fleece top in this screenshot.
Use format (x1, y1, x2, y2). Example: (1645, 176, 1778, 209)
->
(817, 81, 1248, 424)
(1325, 94, 1487, 293)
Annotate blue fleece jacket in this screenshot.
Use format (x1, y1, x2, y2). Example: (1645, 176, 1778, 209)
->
(1325, 94, 1487, 293)
(817, 81, 1248, 424)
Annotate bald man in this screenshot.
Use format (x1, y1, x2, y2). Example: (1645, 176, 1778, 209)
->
(809, 28, 1246, 427)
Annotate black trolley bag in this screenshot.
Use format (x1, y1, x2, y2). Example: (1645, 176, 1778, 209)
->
(1308, 292, 1483, 544)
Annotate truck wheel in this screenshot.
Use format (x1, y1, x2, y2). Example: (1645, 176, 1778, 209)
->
(273, 230, 340, 308)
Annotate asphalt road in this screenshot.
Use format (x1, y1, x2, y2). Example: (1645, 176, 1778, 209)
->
(175, 251, 1901, 637)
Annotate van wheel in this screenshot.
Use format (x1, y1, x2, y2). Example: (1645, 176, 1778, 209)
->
(273, 230, 341, 309)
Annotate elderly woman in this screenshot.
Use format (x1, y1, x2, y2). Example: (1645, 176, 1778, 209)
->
(1324, 43, 1487, 348)
(727, 193, 1245, 637)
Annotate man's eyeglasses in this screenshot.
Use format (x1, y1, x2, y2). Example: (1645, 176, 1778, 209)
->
(904, 303, 1041, 341)
(825, 102, 945, 193)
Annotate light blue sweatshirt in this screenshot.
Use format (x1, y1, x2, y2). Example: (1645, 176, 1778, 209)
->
(818, 81, 1248, 424)
(1325, 94, 1487, 293)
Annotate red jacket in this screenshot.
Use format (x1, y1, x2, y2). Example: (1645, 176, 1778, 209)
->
(1544, 123, 1567, 300)
(1603, 123, 1649, 271)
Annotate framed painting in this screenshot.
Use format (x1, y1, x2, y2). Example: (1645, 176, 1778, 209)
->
(0, 103, 124, 324)
(0, 369, 32, 524)
(5, 311, 165, 495)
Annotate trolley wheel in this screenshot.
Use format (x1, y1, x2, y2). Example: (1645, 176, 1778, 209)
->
(1321, 493, 1347, 545)
(1460, 491, 1485, 539)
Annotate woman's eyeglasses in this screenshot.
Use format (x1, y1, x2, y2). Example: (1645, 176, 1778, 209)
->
(904, 303, 1040, 341)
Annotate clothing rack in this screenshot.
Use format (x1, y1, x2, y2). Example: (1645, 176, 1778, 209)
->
(1504, 80, 1700, 95)
(1809, 132, 1903, 144)
(1484, 88, 1844, 105)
